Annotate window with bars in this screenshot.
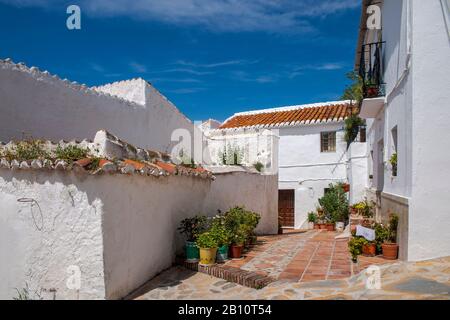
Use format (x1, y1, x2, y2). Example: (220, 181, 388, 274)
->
(320, 131, 336, 152)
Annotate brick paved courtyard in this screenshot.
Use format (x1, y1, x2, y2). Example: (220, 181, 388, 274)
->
(221, 230, 389, 283)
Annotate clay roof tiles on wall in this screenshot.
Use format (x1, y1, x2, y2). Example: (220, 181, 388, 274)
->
(219, 101, 352, 129)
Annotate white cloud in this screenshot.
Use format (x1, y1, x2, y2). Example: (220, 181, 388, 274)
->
(0, 0, 360, 33)
(129, 61, 147, 73)
(175, 59, 254, 68)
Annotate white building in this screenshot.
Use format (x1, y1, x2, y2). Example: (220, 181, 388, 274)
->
(356, 0, 450, 261)
(210, 101, 368, 229)
(0, 58, 197, 154)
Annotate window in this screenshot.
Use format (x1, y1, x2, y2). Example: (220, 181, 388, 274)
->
(321, 131, 336, 152)
(391, 126, 398, 177)
(359, 126, 367, 143)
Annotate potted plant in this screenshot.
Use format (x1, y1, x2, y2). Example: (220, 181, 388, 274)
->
(307, 212, 317, 229)
(230, 226, 247, 259)
(382, 214, 399, 260)
(318, 183, 349, 232)
(196, 232, 219, 266)
(365, 80, 379, 98)
(348, 236, 366, 263)
(342, 183, 350, 193)
(178, 215, 207, 262)
(210, 215, 231, 263)
(362, 241, 377, 257)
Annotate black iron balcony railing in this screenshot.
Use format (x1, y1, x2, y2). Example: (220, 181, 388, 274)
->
(359, 41, 385, 98)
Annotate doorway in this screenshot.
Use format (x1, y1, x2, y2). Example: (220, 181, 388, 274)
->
(278, 190, 295, 228)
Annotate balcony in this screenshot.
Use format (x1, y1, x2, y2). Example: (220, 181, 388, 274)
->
(358, 41, 386, 118)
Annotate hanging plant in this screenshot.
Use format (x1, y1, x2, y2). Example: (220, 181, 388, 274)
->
(344, 113, 365, 148)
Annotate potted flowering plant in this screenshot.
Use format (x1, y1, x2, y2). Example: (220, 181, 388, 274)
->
(230, 226, 247, 259)
(178, 215, 208, 262)
(196, 232, 219, 266)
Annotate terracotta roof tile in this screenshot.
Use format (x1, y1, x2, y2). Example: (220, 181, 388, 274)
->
(219, 102, 352, 129)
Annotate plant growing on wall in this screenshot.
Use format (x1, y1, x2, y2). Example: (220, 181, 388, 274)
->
(390, 152, 397, 176)
(344, 113, 365, 148)
(177, 148, 197, 169)
(218, 144, 244, 165)
(253, 161, 264, 172)
(55, 144, 90, 163)
(2, 138, 50, 161)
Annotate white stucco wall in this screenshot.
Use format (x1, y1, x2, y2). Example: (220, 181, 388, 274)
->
(0, 60, 195, 154)
(407, 0, 450, 261)
(362, 0, 450, 261)
(0, 168, 277, 300)
(0, 171, 105, 300)
(278, 123, 350, 228)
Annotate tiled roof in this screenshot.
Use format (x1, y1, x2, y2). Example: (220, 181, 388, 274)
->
(219, 101, 352, 129)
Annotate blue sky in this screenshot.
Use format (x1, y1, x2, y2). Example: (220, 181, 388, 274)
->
(0, 0, 361, 121)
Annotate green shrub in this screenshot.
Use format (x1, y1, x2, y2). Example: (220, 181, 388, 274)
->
(224, 206, 260, 245)
(178, 215, 208, 242)
(318, 183, 349, 223)
(210, 215, 232, 247)
(308, 212, 317, 223)
(348, 236, 367, 262)
(196, 232, 218, 249)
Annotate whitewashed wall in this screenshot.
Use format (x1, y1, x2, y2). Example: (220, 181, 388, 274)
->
(278, 123, 350, 228)
(363, 0, 450, 261)
(407, 0, 450, 261)
(0, 168, 277, 300)
(0, 61, 195, 154)
(0, 171, 105, 300)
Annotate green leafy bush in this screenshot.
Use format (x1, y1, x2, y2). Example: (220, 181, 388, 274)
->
(224, 206, 260, 245)
(318, 183, 349, 223)
(196, 232, 218, 249)
(178, 215, 208, 242)
(209, 215, 232, 247)
(348, 236, 367, 262)
(307, 212, 317, 223)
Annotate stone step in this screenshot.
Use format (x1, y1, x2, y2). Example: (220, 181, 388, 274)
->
(175, 256, 274, 289)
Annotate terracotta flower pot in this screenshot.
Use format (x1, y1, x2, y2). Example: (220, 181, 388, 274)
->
(230, 244, 243, 259)
(326, 223, 335, 231)
(319, 223, 327, 230)
(366, 86, 379, 97)
(342, 184, 350, 193)
(314, 223, 321, 230)
(362, 243, 376, 257)
(382, 243, 399, 260)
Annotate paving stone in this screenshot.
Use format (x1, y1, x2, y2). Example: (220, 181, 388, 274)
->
(389, 277, 450, 295)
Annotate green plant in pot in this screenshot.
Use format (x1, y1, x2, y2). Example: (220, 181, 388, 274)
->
(178, 215, 208, 262)
(319, 183, 349, 231)
(196, 232, 219, 266)
(210, 215, 232, 263)
(348, 236, 367, 263)
(382, 214, 399, 260)
(308, 212, 318, 229)
(230, 226, 247, 259)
